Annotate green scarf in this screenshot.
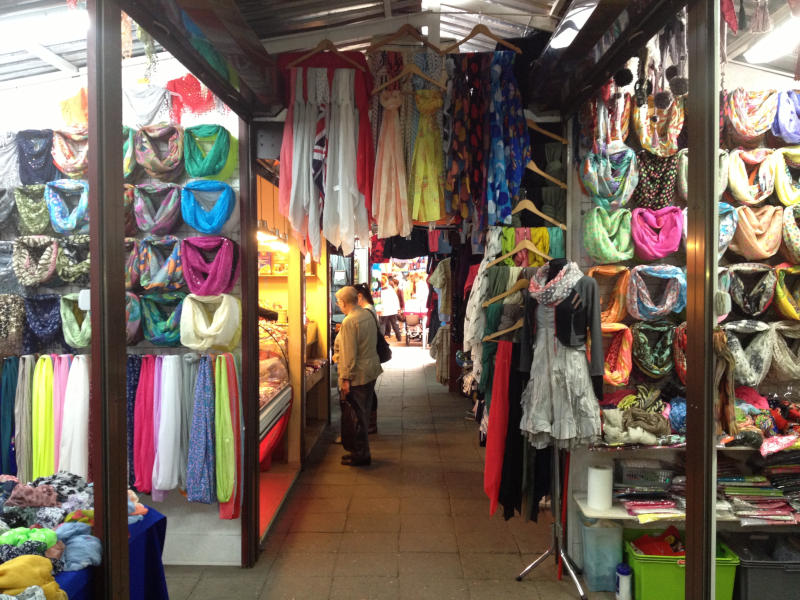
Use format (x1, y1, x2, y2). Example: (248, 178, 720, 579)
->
(60, 293, 91, 348)
(56, 234, 91, 283)
(184, 125, 232, 179)
(14, 185, 50, 235)
(215, 354, 234, 503)
(583, 206, 634, 264)
(631, 321, 675, 379)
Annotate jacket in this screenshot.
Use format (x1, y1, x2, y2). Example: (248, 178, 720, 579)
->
(333, 306, 383, 386)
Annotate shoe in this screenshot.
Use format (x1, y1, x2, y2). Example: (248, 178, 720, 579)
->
(334, 435, 342, 444)
(341, 455, 371, 467)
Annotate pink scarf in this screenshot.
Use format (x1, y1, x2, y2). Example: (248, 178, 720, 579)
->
(51, 354, 72, 470)
(133, 355, 155, 494)
(631, 207, 683, 261)
(181, 236, 241, 295)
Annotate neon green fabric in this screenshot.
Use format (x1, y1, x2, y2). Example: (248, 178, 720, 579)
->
(31, 355, 54, 479)
(215, 355, 235, 503)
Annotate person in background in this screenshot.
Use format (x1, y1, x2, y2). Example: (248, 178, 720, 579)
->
(332, 286, 382, 466)
(379, 278, 402, 342)
(355, 283, 380, 434)
(391, 277, 405, 314)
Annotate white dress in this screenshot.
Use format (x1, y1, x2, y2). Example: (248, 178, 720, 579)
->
(519, 304, 600, 449)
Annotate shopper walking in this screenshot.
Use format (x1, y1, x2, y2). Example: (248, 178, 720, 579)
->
(333, 286, 382, 466)
(355, 283, 380, 434)
(380, 279, 402, 341)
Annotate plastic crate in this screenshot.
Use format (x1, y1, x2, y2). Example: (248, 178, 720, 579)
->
(725, 534, 800, 600)
(615, 461, 673, 490)
(624, 541, 739, 600)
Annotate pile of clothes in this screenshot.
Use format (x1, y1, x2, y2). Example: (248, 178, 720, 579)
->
(724, 387, 800, 455)
(601, 384, 686, 446)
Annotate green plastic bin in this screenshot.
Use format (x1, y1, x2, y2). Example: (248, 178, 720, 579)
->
(624, 541, 739, 600)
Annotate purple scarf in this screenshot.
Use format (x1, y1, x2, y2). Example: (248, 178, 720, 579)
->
(772, 91, 800, 144)
(181, 236, 240, 295)
(631, 207, 684, 261)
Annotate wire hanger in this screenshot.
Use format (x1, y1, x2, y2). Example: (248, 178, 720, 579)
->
(372, 63, 446, 95)
(526, 160, 568, 190)
(485, 239, 551, 269)
(482, 278, 530, 308)
(511, 199, 567, 230)
(287, 39, 365, 72)
(482, 317, 524, 342)
(367, 24, 443, 55)
(527, 119, 568, 144)
(442, 24, 522, 55)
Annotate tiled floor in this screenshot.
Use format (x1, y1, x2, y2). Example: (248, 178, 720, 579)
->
(166, 345, 613, 600)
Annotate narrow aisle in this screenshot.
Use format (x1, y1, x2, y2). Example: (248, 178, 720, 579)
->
(167, 345, 610, 600)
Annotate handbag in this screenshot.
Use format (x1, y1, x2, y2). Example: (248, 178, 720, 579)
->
(369, 310, 392, 363)
(339, 392, 364, 453)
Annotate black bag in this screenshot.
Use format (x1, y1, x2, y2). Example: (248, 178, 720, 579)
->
(369, 310, 392, 363)
(339, 392, 363, 453)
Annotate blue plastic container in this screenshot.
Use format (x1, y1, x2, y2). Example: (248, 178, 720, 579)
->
(581, 518, 623, 592)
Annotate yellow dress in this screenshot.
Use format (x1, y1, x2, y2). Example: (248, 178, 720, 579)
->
(410, 89, 445, 223)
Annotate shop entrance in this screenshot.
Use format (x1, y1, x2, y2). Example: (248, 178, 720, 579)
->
(372, 257, 433, 350)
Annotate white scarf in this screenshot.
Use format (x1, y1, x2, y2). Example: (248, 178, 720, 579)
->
(723, 320, 774, 387)
(0, 131, 20, 188)
(727, 148, 775, 205)
(59, 355, 89, 479)
(179, 293, 241, 351)
(528, 261, 583, 307)
(124, 85, 169, 127)
(152, 355, 183, 498)
(768, 321, 800, 383)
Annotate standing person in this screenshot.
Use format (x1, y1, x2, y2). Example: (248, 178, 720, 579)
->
(379, 279, 402, 341)
(355, 283, 380, 434)
(332, 286, 382, 466)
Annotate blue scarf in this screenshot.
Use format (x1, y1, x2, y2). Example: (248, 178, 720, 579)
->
(44, 179, 89, 234)
(126, 355, 141, 488)
(181, 180, 235, 234)
(187, 355, 216, 503)
(0, 357, 18, 475)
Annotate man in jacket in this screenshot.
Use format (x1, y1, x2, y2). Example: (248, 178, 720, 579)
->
(333, 286, 382, 466)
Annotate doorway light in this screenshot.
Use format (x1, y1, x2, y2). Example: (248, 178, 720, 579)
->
(744, 16, 800, 64)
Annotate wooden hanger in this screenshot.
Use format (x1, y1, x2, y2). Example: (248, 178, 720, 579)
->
(526, 119, 568, 144)
(511, 199, 567, 230)
(287, 39, 365, 72)
(526, 160, 568, 190)
(372, 63, 446, 95)
(482, 278, 529, 308)
(442, 24, 522, 55)
(485, 239, 551, 269)
(482, 317, 524, 342)
(367, 24, 443, 55)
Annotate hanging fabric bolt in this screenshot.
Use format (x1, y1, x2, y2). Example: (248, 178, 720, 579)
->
(583, 207, 634, 264)
(51, 128, 89, 179)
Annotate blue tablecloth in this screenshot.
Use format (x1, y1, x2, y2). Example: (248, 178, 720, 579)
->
(55, 506, 168, 600)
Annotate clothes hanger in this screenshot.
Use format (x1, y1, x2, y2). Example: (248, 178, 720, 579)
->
(442, 24, 522, 55)
(526, 119, 568, 145)
(482, 278, 530, 308)
(372, 63, 446, 95)
(367, 24, 443, 55)
(511, 198, 567, 230)
(485, 239, 551, 269)
(482, 317, 524, 342)
(287, 39, 365, 72)
(526, 160, 568, 190)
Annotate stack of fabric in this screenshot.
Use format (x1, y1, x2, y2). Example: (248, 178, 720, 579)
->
(763, 450, 800, 515)
(719, 474, 794, 525)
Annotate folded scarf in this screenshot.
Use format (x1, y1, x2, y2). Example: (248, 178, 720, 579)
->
(727, 262, 776, 318)
(632, 320, 676, 379)
(772, 90, 800, 144)
(775, 263, 800, 320)
(677, 149, 729, 200)
(125, 292, 142, 344)
(180, 180, 235, 234)
(60, 293, 91, 349)
(15, 130, 58, 185)
(50, 128, 88, 179)
(527, 261, 583, 307)
(14, 185, 50, 236)
(626, 265, 687, 321)
(579, 141, 639, 210)
(132, 183, 182, 235)
(23, 295, 62, 353)
(583, 206, 634, 264)
(134, 123, 184, 181)
(622, 407, 671, 437)
(723, 320, 774, 387)
(122, 126, 136, 181)
(767, 321, 800, 383)
(725, 88, 779, 143)
(783, 204, 800, 263)
(726, 148, 775, 205)
(631, 152, 678, 209)
(633, 95, 684, 157)
(12, 236, 58, 287)
(717, 267, 732, 323)
(55, 234, 90, 284)
(674, 321, 687, 384)
(631, 206, 683, 261)
(0, 295, 23, 357)
(44, 180, 89, 235)
(137, 235, 184, 291)
(125, 238, 139, 290)
(0, 555, 66, 599)
(183, 124, 232, 179)
(602, 322, 633, 386)
(141, 292, 186, 346)
(179, 294, 242, 351)
(765, 146, 800, 207)
(181, 236, 240, 295)
(729, 205, 783, 260)
(587, 265, 630, 323)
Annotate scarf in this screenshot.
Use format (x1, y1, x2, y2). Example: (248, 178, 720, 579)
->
(60, 293, 91, 348)
(215, 354, 234, 503)
(717, 267, 732, 323)
(579, 141, 639, 210)
(0, 187, 13, 226)
(772, 91, 800, 144)
(137, 236, 184, 291)
(133, 355, 155, 493)
(12, 236, 58, 287)
(727, 262, 776, 317)
(718, 203, 739, 257)
(141, 292, 186, 346)
(124, 84, 168, 127)
(123, 126, 136, 181)
(44, 180, 89, 234)
(0, 131, 20, 188)
(23, 295, 62, 353)
(14, 185, 50, 236)
(602, 322, 633, 386)
(183, 125, 232, 179)
(181, 236, 240, 295)
(31, 355, 54, 479)
(631, 206, 683, 261)
(631, 152, 678, 209)
(14, 355, 33, 483)
(123, 185, 138, 236)
(587, 265, 630, 323)
(125, 354, 140, 486)
(723, 320, 774, 387)
(0, 295, 24, 357)
(583, 207, 634, 264)
(0, 242, 23, 296)
(775, 263, 800, 320)
(179, 353, 200, 490)
(180, 180, 235, 234)
(632, 320, 676, 379)
(51, 128, 88, 179)
(179, 293, 242, 351)
(186, 355, 215, 504)
(125, 292, 141, 344)
(764, 146, 800, 207)
(626, 264, 687, 321)
(152, 355, 182, 500)
(15, 130, 58, 185)
(767, 321, 800, 383)
(134, 124, 184, 181)
(132, 184, 182, 235)
(726, 148, 774, 205)
(729, 205, 783, 260)
(55, 234, 90, 284)
(725, 88, 779, 142)
(674, 321, 687, 384)
(783, 204, 800, 263)
(125, 238, 139, 290)
(677, 149, 729, 200)
(0, 356, 18, 474)
(527, 261, 583, 307)
(219, 353, 241, 519)
(633, 95, 684, 157)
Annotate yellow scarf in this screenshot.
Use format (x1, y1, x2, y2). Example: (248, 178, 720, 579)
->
(32, 355, 54, 479)
(766, 146, 800, 206)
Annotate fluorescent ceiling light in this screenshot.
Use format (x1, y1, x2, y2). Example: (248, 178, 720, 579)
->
(744, 16, 800, 64)
(549, 4, 594, 50)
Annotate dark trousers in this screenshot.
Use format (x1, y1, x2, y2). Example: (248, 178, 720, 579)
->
(341, 381, 375, 459)
(381, 315, 402, 340)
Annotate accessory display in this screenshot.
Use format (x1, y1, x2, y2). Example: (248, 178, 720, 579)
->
(729, 204, 783, 260)
(0, 294, 24, 357)
(14, 185, 50, 235)
(632, 320, 676, 379)
(727, 262, 776, 317)
(587, 265, 630, 323)
(132, 183, 182, 235)
(772, 90, 800, 144)
(123, 84, 168, 127)
(527, 261, 583, 307)
(602, 322, 633, 386)
(60, 293, 91, 348)
(677, 149, 729, 200)
(181, 236, 240, 295)
(722, 320, 774, 387)
(123, 185, 137, 236)
(134, 124, 184, 181)
(767, 321, 800, 383)
(782, 204, 800, 263)
(674, 321, 687, 384)
(775, 263, 800, 320)
(725, 88, 779, 143)
(55, 234, 90, 284)
(51, 128, 88, 179)
(631, 152, 678, 209)
(631, 206, 683, 261)
(126, 292, 142, 344)
(125, 238, 139, 290)
(123, 126, 137, 181)
(23, 295, 61, 353)
(15, 130, 58, 185)
(137, 235, 184, 291)
(183, 124, 232, 179)
(764, 146, 800, 206)
(633, 95, 684, 157)
(0, 242, 23, 295)
(0, 131, 20, 188)
(579, 141, 639, 210)
(583, 207, 634, 264)
(44, 179, 89, 234)
(141, 292, 186, 346)
(179, 293, 241, 351)
(626, 264, 687, 321)
(0, 187, 14, 226)
(727, 148, 774, 205)
(12, 236, 58, 287)
(180, 180, 235, 234)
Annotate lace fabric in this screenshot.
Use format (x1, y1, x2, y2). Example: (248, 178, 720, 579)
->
(0, 294, 24, 357)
